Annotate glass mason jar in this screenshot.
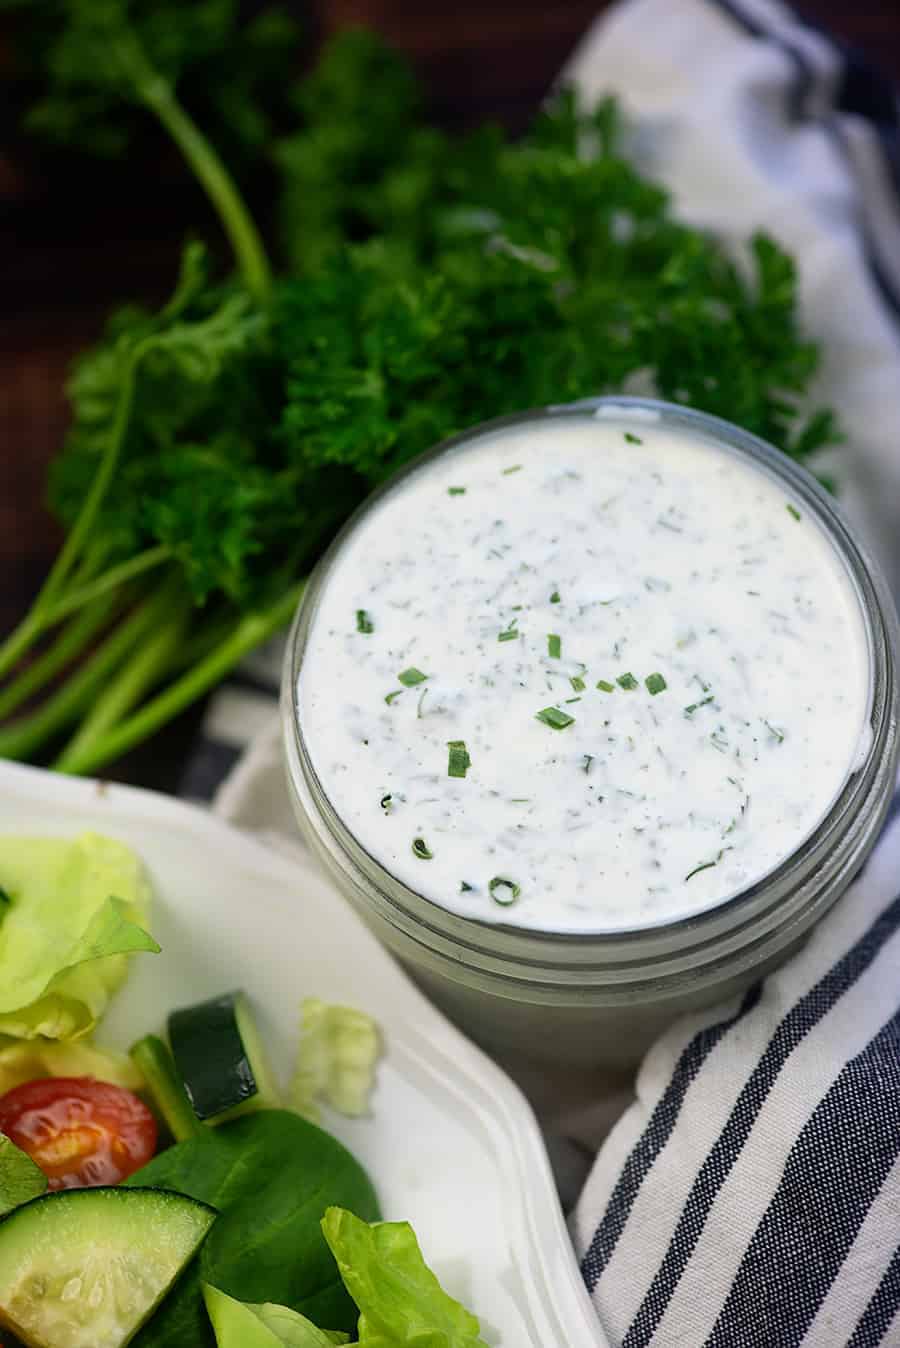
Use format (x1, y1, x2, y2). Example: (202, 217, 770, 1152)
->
(281, 398, 899, 1072)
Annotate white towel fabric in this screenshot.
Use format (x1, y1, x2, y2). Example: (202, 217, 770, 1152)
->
(182, 1, 900, 1343)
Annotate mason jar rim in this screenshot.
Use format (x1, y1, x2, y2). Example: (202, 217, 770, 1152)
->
(283, 397, 899, 993)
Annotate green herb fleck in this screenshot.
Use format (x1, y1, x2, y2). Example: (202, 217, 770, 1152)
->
(489, 876, 521, 906)
(356, 610, 374, 634)
(684, 695, 714, 715)
(448, 486, 467, 496)
(417, 688, 429, 718)
(624, 431, 643, 445)
(502, 464, 523, 475)
(685, 846, 730, 882)
(645, 672, 667, 696)
(548, 634, 562, 659)
(498, 622, 519, 642)
(384, 690, 403, 705)
(380, 794, 393, 812)
(398, 667, 428, 686)
(536, 706, 575, 730)
(596, 679, 616, 693)
(565, 696, 582, 704)
(447, 740, 471, 779)
(460, 881, 474, 893)
(786, 503, 801, 521)
(550, 590, 561, 604)
(764, 719, 786, 744)
(570, 675, 586, 692)
(582, 754, 594, 774)
(412, 838, 433, 860)
(617, 672, 639, 690)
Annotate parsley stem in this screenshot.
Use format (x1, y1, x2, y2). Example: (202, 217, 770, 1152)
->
(0, 582, 172, 761)
(53, 588, 192, 771)
(143, 85, 272, 301)
(39, 546, 172, 628)
(0, 591, 119, 724)
(51, 583, 304, 776)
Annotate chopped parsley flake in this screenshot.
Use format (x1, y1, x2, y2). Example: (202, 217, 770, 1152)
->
(536, 706, 575, 730)
(624, 431, 643, 444)
(764, 719, 786, 744)
(596, 679, 615, 693)
(380, 794, 393, 812)
(548, 633, 562, 659)
(356, 609, 374, 634)
(645, 672, 667, 695)
(498, 622, 519, 642)
(489, 876, 521, 906)
(617, 672, 639, 690)
(412, 838, 433, 860)
(502, 464, 523, 475)
(582, 754, 594, 774)
(447, 740, 471, 778)
(398, 667, 428, 686)
(550, 590, 561, 604)
(384, 690, 403, 705)
(460, 881, 474, 893)
(786, 503, 801, 521)
(448, 486, 467, 496)
(684, 694, 714, 715)
(570, 675, 586, 692)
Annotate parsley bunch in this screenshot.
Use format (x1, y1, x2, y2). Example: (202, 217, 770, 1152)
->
(0, 9, 838, 774)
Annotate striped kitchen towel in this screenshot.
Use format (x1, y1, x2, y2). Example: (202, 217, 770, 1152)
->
(180, 0, 900, 1343)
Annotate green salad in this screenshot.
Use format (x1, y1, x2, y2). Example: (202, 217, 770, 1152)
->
(0, 834, 487, 1348)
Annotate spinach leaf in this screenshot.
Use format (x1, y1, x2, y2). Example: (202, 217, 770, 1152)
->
(127, 1110, 380, 1345)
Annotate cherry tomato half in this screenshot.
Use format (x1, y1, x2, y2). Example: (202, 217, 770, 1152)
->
(0, 1077, 157, 1190)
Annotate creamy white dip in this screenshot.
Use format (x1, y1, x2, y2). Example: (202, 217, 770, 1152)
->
(298, 413, 870, 933)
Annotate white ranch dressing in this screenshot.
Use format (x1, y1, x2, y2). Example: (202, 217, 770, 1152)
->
(299, 415, 871, 933)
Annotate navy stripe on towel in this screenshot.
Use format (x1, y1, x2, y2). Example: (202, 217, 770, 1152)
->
(847, 1244, 900, 1348)
(705, 1007, 900, 1347)
(580, 985, 760, 1291)
(621, 888, 900, 1348)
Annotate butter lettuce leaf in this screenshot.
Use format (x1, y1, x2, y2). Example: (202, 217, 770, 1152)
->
(203, 1283, 349, 1346)
(321, 1208, 489, 1348)
(0, 1036, 144, 1094)
(290, 999, 381, 1123)
(0, 1133, 48, 1216)
(0, 833, 158, 1040)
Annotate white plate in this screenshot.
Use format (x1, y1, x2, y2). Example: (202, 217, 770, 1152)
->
(0, 760, 604, 1348)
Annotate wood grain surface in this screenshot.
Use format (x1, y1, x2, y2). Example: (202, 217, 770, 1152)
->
(1, 1, 898, 788)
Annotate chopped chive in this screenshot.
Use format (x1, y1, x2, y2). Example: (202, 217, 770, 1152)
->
(460, 881, 474, 893)
(684, 694, 714, 715)
(596, 679, 616, 693)
(786, 503, 801, 521)
(398, 667, 428, 686)
(489, 876, 521, 906)
(582, 754, 594, 774)
(448, 486, 467, 496)
(645, 672, 667, 696)
(356, 609, 374, 634)
(570, 675, 586, 692)
(498, 622, 519, 642)
(624, 431, 643, 445)
(384, 689, 403, 705)
(502, 464, 523, 475)
(447, 740, 471, 779)
(412, 838, 433, 860)
(617, 672, 639, 690)
(565, 696, 582, 704)
(380, 794, 393, 812)
(764, 719, 785, 744)
(550, 590, 561, 604)
(547, 633, 562, 659)
(536, 706, 575, 730)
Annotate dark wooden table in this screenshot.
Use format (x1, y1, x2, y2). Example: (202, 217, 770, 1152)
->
(2, 1, 898, 789)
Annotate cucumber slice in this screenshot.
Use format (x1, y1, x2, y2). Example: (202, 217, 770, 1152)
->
(168, 990, 279, 1124)
(0, 1186, 216, 1348)
(130, 1034, 205, 1143)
